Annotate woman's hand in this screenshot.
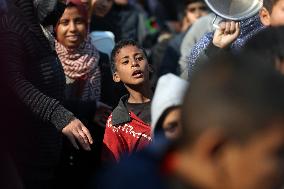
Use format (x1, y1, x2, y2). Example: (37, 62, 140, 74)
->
(213, 21, 240, 49)
(62, 119, 93, 151)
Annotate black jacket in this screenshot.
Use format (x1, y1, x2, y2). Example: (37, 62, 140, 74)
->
(0, 0, 74, 184)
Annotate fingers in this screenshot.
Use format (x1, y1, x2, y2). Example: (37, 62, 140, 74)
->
(224, 21, 231, 34)
(77, 128, 89, 145)
(66, 133, 79, 150)
(73, 129, 91, 151)
(219, 21, 239, 35)
(81, 126, 93, 144)
(228, 21, 239, 34)
(229, 21, 235, 33)
(235, 22, 240, 35)
(219, 21, 226, 31)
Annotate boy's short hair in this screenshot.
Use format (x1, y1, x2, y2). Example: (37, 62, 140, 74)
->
(179, 53, 284, 147)
(263, 0, 280, 12)
(110, 39, 147, 74)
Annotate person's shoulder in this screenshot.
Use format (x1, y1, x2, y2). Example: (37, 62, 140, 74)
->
(110, 95, 131, 126)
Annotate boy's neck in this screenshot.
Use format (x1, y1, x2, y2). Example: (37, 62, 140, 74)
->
(125, 84, 152, 104)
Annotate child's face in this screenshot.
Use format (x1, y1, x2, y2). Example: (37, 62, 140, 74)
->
(185, 2, 208, 25)
(220, 125, 284, 189)
(269, 0, 284, 26)
(260, 0, 284, 26)
(56, 6, 87, 49)
(113, 45, 150, 86)
(162, 107, 182, 141)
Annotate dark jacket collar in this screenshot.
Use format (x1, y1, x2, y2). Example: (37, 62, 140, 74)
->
(112, 94, 131, 126)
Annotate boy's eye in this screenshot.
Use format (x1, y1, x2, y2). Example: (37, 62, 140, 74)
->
(122, 60, 129, 64)
(136, 56, 144, 61)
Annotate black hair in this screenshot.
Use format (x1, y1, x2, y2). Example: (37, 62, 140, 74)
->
(179, 52, 284, 147)
(183, 0, 205, 6)
(263, 0, 280, 13)
(110, 39, 148, 74)
(177, 0, 207, 21)
(244, 26, 284, 66)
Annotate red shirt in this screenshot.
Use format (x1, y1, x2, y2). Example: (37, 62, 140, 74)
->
(103, 112, 152, 162)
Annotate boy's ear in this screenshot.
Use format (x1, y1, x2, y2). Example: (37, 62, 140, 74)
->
(195, 128, 227, 160)
(113, 72, 121, 83)
(185, 128, 229, 187)
(259, 7, 271, 26)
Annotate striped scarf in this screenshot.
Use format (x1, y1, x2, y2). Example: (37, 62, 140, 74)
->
(56, 37, 101, 101)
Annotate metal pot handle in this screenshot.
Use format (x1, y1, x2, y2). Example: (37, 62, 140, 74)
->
(212, 14, 223, 29)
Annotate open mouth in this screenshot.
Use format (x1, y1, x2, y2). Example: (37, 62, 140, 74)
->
(132, 70, 143, 78)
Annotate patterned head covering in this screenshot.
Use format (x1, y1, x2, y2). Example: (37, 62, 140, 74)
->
(187, 14, 265, 79)
(55, 1, 101, 101)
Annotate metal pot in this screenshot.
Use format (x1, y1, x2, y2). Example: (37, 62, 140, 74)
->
(205, 0, 263, 21)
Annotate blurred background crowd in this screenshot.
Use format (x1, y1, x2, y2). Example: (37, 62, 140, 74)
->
(2, 0, 284, 189)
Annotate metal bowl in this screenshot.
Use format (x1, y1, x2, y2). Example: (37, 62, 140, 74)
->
(205, 0, 263, 20)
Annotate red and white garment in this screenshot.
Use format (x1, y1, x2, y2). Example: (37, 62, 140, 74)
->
(55, 36, 101, 101)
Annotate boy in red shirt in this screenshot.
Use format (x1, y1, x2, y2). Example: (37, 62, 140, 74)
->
(102, 39, 152, 162)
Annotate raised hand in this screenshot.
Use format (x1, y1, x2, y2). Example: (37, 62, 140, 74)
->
(213, 21, 240, 49)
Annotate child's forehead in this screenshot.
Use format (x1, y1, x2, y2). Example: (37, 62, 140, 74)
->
(116, 45, 143, 56)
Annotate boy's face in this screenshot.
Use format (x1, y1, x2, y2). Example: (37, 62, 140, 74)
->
(220, 125, 284, 189)
(113, 45, 150, 86)
(260, 0, 284, 26)
(269, 0, 284, 26)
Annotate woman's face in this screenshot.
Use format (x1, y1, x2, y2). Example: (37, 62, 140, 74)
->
(56, 6, 88, 49)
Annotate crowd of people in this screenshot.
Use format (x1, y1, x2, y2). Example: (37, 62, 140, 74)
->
(1, 0, 284, 189)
